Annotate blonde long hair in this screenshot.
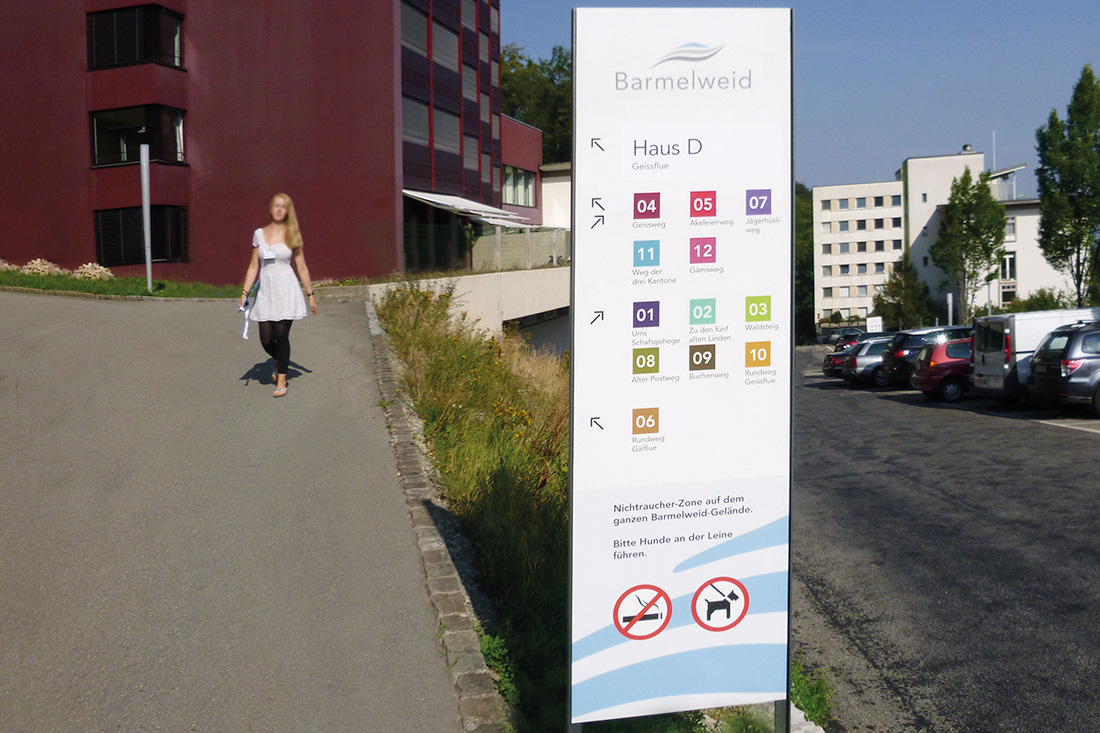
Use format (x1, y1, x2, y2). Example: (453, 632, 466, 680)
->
(269, 193, 304, 250)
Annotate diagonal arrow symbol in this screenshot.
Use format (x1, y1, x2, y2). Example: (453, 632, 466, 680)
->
(590, 417, 603, 430)
(591, 197, 604, 211)
(590, 310, 604, 324)
(591, 138, 604, 151)
(591, 215, 605, 229)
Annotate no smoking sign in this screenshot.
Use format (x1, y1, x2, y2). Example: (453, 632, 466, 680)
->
(613, 584, 672, 640)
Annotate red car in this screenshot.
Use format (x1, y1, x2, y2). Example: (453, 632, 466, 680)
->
(911, 338, 973, 401)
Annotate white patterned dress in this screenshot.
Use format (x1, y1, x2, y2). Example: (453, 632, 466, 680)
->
(248, 228, 308, 322)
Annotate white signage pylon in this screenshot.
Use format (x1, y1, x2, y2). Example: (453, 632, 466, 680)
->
(570, 8, 793, 723)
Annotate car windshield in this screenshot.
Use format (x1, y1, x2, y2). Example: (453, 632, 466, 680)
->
(864, 342, 888, 356)
(1035, 333, 1071, 360)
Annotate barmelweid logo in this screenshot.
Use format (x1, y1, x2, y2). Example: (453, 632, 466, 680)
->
(614, 40, 752, 92)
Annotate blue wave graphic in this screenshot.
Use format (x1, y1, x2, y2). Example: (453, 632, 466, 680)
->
(652, 43, 725, 68)
(572, 571, 788, 662)
(572, 644, 786, 718)
(674, 516, 789, 573)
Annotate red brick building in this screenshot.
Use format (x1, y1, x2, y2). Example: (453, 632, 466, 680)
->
(0, 0, 541, 283)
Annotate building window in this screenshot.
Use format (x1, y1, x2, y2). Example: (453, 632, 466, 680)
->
(402, 96, 430, 145)
(491, 5, 499, 34)
(838, 221, 849, 232)
(1002, 286, 1016, 303)
(839, 264, 849, 275)
(857, 285, 868, 297)
(503, 165, 536, 206)
(838, 286, 849, 298)
(821, 243, 831, 255)
(822, 222, 832, 234)
(464, 134, 479, 170)
(492, 113, 500, 141)
(1001, 252, 1017, 281)
(1006, 216, 1017, 242)
(480, 32, 489, 64)
(94, 205, 188, 266)
(481, 153, 491, 183)
(923, 256, 929, 266)
(837, 242, 849, 254)
(821, 200, 831, 211)
(88, 5, 183, 70)
(462, 0, 477, 30)
(891, 195, 902, 207)
(432, 22, 459, 72)
(874, 240, 885, 252)
(480, 92, 491, 123)
(856, 197, 866, 208)
(874, 196, 884, 207)
(892, 239, 903, 250)
(857, 263, 867, 274)
(874, 218, 884, 229)
(856, 220, 867, 231)
(822, 287, 832, 298)
(922, 193, 928, 203)
(91, 105, 184, 166)
(434, 109, 461, 154)
(822, 266, 831, 277)
(892, 217, 902, 228)
(463, 64, 478, 101)
(838, 199, 849, 210)
(400, 2, 428, 55)
(856, 241, 867, 252)
(493, 166, 501, 193)
(875, 262, 886, 273)
(857, 306, 868, 318)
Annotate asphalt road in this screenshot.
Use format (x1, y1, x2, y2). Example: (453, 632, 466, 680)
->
(791, 346, 1100, 733)
(0, 292, 461, 732)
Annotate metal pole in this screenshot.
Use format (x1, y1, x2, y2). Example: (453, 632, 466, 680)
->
(775, 699, 790, 732)
(140, 144, 153, 293)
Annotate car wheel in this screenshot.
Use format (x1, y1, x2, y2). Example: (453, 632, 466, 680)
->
(939, 377, 964, 402)
(872, 367, 891, 388)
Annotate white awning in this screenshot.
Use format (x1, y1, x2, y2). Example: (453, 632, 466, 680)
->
(402, 189, 529, 224)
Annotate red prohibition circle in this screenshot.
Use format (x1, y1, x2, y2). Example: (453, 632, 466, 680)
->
(691, 576, 750, 632)
(613, 584, 672, 640)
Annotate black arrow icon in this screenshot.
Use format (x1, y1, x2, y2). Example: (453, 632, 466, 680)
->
(590, 418, 604, 430)
(591, 197, 605, 210)
(590, 311, 604, 324)
(591, 138, 604, 151)
(591, 215, 605, 229)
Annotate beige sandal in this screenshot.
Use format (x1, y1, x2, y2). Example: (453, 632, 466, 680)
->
(273, 384, 287, 398)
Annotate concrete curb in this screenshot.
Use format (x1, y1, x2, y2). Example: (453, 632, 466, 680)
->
(365, 300, 509, 733)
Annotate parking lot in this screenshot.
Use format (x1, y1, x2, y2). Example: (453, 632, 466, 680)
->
(791, 344, 1100, 732)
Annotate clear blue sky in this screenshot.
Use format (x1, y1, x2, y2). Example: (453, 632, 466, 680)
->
(501, 0, 1100, 197)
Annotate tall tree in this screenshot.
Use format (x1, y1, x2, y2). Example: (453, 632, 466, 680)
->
(793, 182, 815, 342)
(929, 166, 1007, 322)
(500, 44, 572, 163)
(1035, 64, 1100, 307)
(872, 250, 933, 330)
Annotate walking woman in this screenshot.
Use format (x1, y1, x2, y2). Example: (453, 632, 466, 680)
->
(238, 193, 318, 397)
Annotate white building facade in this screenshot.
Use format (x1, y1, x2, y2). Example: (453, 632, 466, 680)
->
(813, 147, 1065, 328)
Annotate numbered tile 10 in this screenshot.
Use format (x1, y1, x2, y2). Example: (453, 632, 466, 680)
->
(633, 347, 660, 375)
(689, 298, 717, 325)
(745, 341, 771, 368)
(689, 344, 716, 371)
(632, 407, 660, 435)
(745, 295, 771, 322)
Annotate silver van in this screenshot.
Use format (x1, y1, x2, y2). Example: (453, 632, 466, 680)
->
(971, 308, 1100, 404)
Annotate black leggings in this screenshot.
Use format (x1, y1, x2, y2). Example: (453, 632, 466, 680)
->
(258, 319, 294, 375)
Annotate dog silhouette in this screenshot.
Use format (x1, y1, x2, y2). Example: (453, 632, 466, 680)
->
(704, 584, 740, 621)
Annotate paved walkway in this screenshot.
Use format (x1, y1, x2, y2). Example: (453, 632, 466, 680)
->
(0, 292, 463, 731)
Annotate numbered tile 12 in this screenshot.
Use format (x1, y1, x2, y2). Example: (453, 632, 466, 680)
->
(689, 237, 716, 264)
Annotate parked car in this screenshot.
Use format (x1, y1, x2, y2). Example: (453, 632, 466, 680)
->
(1027, 321, 1100, 414)
(971, 308, 1100, 405)
(823, 327, 863, 345)
(880, 325, 973, 387)
(911, 338, 973, 401)
(822, 344, 857, 378)
(841, 337, 894, 386)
